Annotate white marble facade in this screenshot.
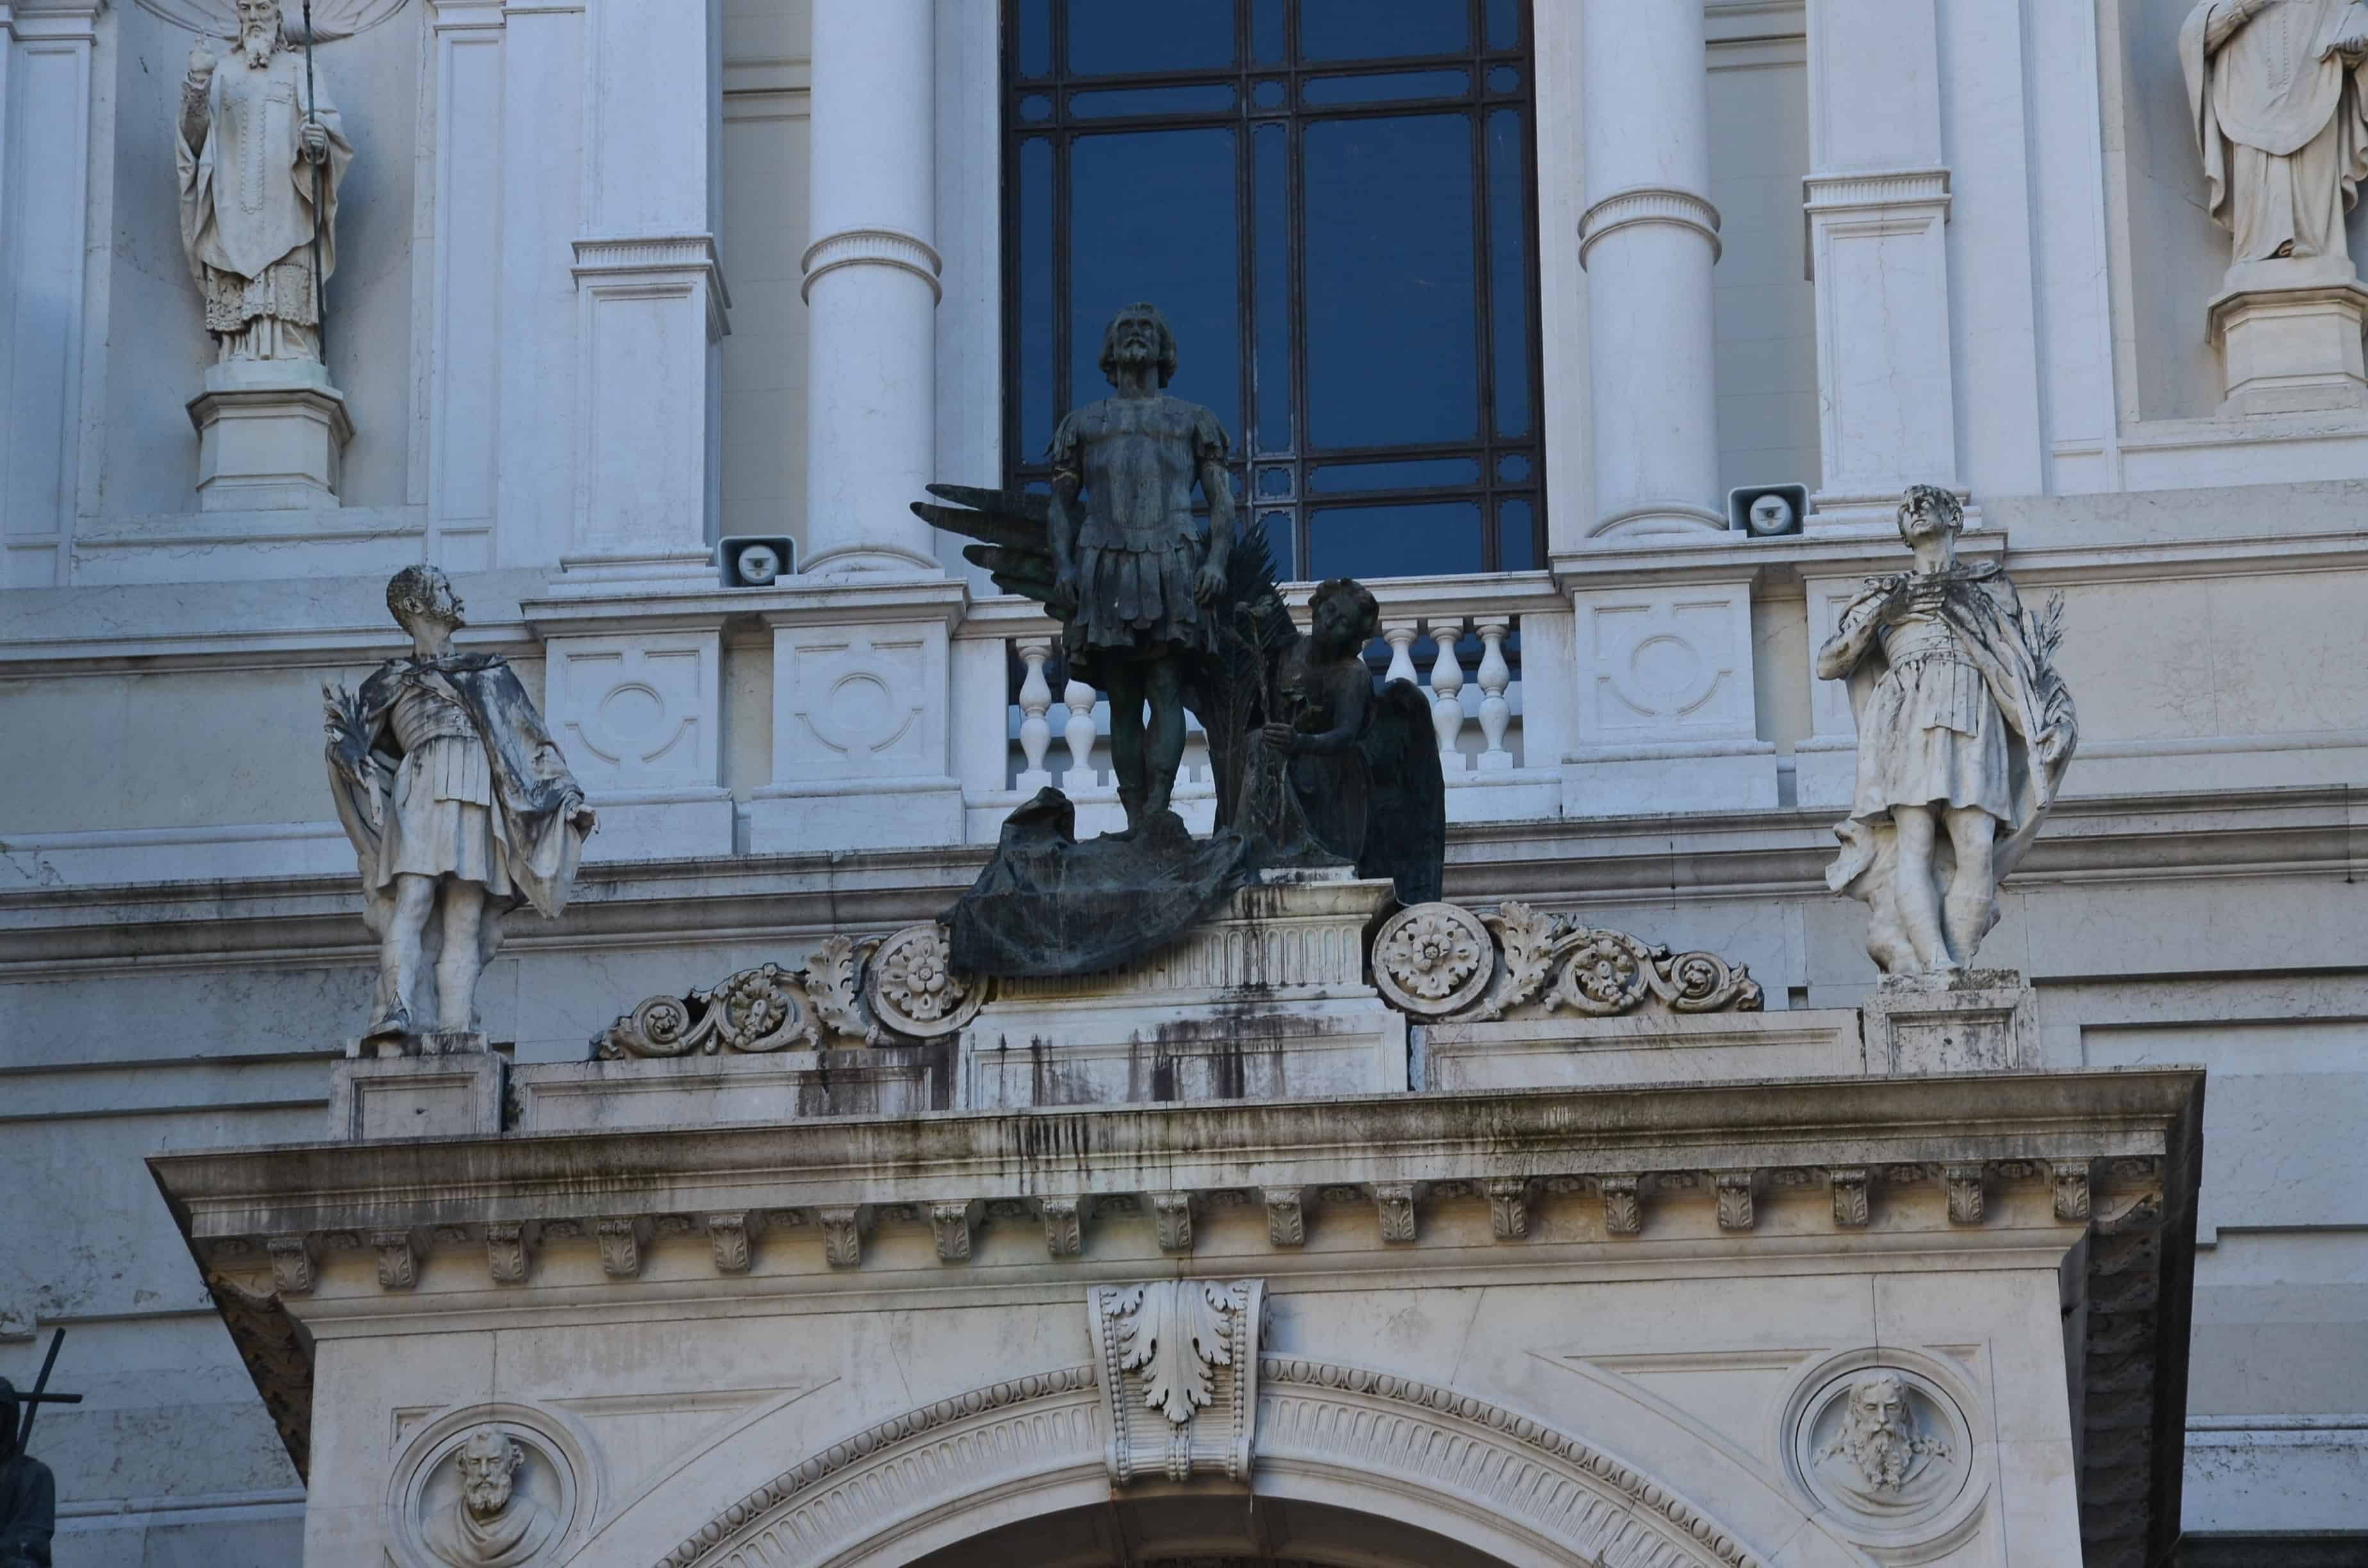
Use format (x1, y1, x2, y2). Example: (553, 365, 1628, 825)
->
(4, 1, 2368, 1563)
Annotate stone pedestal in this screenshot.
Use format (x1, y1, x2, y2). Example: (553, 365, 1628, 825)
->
(2208, 258, 2368, 418)
(328, 1044, 506, 1141)
(963, 872, 1407, 1107)
(185, 359, 353, 512)
(1859, 971, 2037, 1075)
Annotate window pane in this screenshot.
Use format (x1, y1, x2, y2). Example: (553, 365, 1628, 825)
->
(1069, 129, 1242, 438)
(1308, 457, 1481, 493)
(1253, 124, 1292, 454)
(1017, 0, 1053, 78)
(1303, 69, 1468, 106)
(1486, 0, 1520, 51)
(1254, 510, 1296, 579)
(1308, 502, 1483, 579)
(1072, 83, 1237, 118)
(1497, 498, 1535, 570)
(1301, 0, 1468, 63)
(1304, 114, 1477, 449)
(1018, 138, 1056, 454)
(1251, 0, 1285, 63)
(1069, 0, 1236, 76)
(1487, 108, 1531, 439)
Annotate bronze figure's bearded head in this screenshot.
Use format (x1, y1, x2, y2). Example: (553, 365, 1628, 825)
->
(1098, 304, 1179, 388)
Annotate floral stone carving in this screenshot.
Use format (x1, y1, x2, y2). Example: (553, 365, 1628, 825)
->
(1377, 900, 1763, 1022)
(1089, 1278, 1265, 1484)
(864, 923, 987, 1040)
(598, 935, 901, 1057)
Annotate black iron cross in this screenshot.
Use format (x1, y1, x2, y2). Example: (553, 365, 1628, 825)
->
(14, 1330, 80, 1453)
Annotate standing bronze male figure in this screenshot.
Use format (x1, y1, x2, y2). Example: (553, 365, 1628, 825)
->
(1045, 303, 1234, 838)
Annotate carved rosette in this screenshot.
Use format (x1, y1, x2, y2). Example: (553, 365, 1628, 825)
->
(1371, 903, 1493, 1015)
(1089, 1278, 1265, 1485)
(864, 924, 987, 1040)
(1377, 900, 1763, 1022)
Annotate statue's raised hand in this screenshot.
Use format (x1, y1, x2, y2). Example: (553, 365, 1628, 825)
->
(187, 39, 218, 83)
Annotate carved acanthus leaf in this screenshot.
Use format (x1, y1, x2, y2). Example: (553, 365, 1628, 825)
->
(1110, 1280, 1237, 1426)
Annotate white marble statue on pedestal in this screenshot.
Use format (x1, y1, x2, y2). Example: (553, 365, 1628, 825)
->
(1816, 488, 2077, 981)
(324, 569, 596, 1042)
(176, 0, 351, 366)
(2183, 0, 2368, 272)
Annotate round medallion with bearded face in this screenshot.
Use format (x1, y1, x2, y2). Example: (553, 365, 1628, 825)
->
(1785, 1358, 1978, 1547)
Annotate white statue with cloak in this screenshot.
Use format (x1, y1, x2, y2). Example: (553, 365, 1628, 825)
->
(2182, 0, 2368, 273)
(176, 0, 352, 364)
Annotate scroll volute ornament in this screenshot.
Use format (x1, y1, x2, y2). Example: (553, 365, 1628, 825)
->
(1375, 899, 1763, 1022)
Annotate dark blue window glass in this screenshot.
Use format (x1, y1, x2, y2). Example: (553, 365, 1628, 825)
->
(1253, 124, 1292, 455)
(1069, 129, 1241, 439)
(1069, 1, 1235, 76)
(1302, 69, 1469, 106)
(1017, 137, 1056, 459)
(1071, 83, 1237, 118)
(1301, 0, 1468, 62)
(1486, 0, 1520, 50)
(1310, 503, 1484, 580)
(1006, 2, 1541, 579)
(1251, 0, 1285, 63)
(1310, 457, 1482, 493)
(1305, 114, 1478, 448)
(1486, 108, 1531, 439)
(1497, 498, 1535, 570)
(1017, 0, 1053, 78)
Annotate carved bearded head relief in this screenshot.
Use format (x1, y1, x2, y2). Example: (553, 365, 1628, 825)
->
(456, 1426, 522, 1521)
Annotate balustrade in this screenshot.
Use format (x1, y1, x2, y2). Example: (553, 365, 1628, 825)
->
(952, 573, 1570, 844)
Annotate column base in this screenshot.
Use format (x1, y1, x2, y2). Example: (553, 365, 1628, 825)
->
(1793, 736, 1859, 810)
(1590, 503, 1729, 540)
(799, 544, 945, 576)
(548, 550, 721, 594)
(580, 788, 737, 862)
(2208, 259, 2368, 418)
(1860, 971, 2037, 1075)
(186, 360, 352, 512)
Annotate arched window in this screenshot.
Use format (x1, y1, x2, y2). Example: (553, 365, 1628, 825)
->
(1004, 0, 1543, 581)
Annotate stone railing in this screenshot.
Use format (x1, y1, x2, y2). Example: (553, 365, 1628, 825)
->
(950, 573, 1572, 841)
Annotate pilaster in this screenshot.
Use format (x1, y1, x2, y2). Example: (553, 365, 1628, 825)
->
(562, 0, 727, 588)
(0, 0, 105, 587)
(1803, 0, 1959, 526)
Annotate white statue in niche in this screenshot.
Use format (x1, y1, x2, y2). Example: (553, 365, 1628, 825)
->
(324, 568, 595, 1042)
(177, 0, 352, 364)
(1814, 1375, 1951, 1505)
(425, 1427, 557, 1567)
(1816, 487, 2076, 981)
(2182, 0, 2368, 272)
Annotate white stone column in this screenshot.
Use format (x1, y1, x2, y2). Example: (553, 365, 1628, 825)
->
(1802, 0, 1957, 525)
(1577, 0, 1723, 540)
(0, 0, 105, 588)
(801, 0, 941, 575)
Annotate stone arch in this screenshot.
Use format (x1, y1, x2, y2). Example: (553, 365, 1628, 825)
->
(657, 1359, 1780, 1568)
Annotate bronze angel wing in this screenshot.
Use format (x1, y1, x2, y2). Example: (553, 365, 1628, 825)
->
(1355, 679, 1446, 906)
(909, 484, 1058, 603)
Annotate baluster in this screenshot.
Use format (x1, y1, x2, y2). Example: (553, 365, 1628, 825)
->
(1428, 616, 1468, 772)
(1015, 637, 1054, 790)
(1381, 619, 1422, 689)
(1062, 678, 1099, 792)
(1475, 617, 1513, 771)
